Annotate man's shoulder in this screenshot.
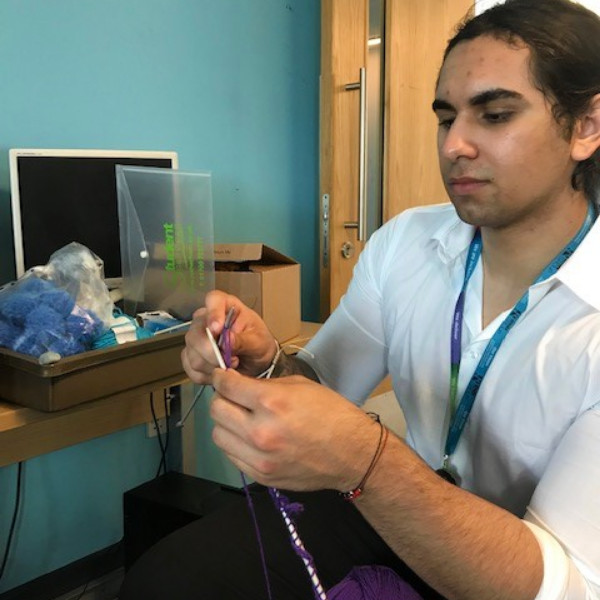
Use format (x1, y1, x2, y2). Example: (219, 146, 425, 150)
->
(387, 202, 458, 230)
(375, 202, 462, 248)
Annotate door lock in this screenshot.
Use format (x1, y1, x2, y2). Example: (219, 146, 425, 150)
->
(341, 241, 355, 259)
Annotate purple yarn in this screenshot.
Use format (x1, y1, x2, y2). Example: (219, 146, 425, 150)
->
(269, 490, 304, 517)
(328, 566, 424, 600)
(240, 473, 273, 600)
(268, 488, 327, 600)
(268, 489, 314, 565)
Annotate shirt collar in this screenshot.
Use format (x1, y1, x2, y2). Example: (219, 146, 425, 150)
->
(430, 205, 475, 265)
(556, 211, 600, 310)
(429, 202, 600, 311)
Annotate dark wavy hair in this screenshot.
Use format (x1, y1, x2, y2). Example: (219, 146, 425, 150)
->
(443, 0, 600, 199)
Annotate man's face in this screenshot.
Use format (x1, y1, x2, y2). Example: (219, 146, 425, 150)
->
(433, 35, 580, 231)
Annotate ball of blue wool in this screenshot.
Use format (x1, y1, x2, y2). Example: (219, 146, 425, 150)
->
(0, 320, 19, 348)
(26, 304, 67, 336)
(12, 329, 45, 357)
(0, 276, 59, 325)
(65, 311, 105, 345)
(26, 328, 77, 358)
(17, 276, 50, 295)
(0, 292, 38, 325)
(44, 330, 86, 357)
(37, 288, 75, 317)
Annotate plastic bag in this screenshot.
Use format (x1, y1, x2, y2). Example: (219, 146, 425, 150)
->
(0, 242, 113, 359)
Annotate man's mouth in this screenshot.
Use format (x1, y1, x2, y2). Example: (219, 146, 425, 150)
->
(448, 177, 489, 195)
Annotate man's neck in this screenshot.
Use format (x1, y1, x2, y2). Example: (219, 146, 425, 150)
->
(480, 196, 591, 328)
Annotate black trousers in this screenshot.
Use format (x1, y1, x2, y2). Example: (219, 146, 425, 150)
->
(119, 486, 445, 600)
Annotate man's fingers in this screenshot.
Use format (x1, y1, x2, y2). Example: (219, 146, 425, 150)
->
(212, 368, 263, 412)
(180, 347, 212, 385)
(204, 291, 241, 336)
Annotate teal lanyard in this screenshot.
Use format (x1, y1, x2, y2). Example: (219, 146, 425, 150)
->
(442, 202, 596, 478)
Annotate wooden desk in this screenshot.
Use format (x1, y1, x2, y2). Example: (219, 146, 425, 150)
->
(0, 387, 178, 468)
(0, 322, 323, 468)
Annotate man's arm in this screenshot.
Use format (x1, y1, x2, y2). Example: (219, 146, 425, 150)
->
(355, 433, 544, 600)
(210, 371, 546, 600)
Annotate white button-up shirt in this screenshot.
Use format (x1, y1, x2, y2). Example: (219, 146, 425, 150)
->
(305, 203, 600, 599)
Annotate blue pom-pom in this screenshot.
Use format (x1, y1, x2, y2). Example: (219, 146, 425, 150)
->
(46, 331, 86, 356)
(0, 293, 38, 325)
(65, 310, 105, 350)
(12, 330, 43, 356)
(26, 305, 66, 335)
(17, 277, 50, 295)
(0, 321, 19, 347)
(38, 289, 74, 316)
(0, 275, 108, 358)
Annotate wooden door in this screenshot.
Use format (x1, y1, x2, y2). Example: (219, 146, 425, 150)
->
(320, 0, 473, 319)
(383, 0, 473, 220)
(319, 0, 369, 318)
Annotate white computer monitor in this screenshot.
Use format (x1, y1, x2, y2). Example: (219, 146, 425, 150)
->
(9, 148, 179, 284)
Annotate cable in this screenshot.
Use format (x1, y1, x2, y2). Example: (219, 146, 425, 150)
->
(0, 461, 24, 582)
(176, 384, 206, 428)
(162, 389, 170, 474)
(150, 395, 167, 478)
(69, 542, 123, 600)
(73, 578, 89, 600)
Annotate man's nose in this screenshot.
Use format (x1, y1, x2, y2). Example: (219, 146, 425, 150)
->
(440, 120, 478, 161)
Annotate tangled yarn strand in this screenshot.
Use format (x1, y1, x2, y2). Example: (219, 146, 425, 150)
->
(220, 321, 327, 599)
(269, 488, 328, 600)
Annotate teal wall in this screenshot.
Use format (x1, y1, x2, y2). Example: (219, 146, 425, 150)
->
(0, 0, 320, 592)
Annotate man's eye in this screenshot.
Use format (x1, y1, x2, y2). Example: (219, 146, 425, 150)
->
(437, 116, 455, 129)
(483, 111, 513, 124)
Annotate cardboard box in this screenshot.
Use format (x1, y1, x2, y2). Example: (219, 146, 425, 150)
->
(0, 332, 187, 412)
(214, 244, 300, 342)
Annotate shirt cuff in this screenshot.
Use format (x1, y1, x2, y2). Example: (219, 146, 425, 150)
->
(522, 519, 590, 600)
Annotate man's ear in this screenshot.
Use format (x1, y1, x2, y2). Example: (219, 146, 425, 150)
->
(572, 93, 600, 161)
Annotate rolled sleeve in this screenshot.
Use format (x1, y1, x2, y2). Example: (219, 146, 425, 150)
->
(524, 408, 600, 599)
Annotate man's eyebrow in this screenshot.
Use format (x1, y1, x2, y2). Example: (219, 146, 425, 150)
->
(470, 88, 524, 106)
(432, 89, 524, 113)
(431, 98, 454, 112)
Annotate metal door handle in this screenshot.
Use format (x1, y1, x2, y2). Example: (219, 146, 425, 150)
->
(344, 67, 367, 241)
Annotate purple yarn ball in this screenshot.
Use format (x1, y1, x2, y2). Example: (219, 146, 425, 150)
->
(328, 566, 424, 600)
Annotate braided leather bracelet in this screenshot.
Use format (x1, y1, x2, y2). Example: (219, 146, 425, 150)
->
(341, 413, 389, 501)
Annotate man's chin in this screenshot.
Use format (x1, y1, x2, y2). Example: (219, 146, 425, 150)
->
(450, 199, 487, 226)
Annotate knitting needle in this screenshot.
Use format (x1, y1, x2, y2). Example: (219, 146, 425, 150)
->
(206, 327, 226, 369)
(177, 311, 233, 427)
(220, 306, 236, 338)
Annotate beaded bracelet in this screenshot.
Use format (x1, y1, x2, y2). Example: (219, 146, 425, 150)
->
(340, 412, 389, 501)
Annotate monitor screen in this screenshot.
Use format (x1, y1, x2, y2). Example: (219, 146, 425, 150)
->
(9, 148, 179, 283)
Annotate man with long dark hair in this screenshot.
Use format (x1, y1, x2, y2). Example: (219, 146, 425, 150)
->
(121, 1, 600, 598)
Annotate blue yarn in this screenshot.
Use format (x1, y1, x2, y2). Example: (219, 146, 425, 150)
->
(91, 312, 154, 350)
(65, 311, 105, 340)
(1, 293, 39, 325)
(26, 305, 67, 335)
(12, 330, 43, 356)
(0, 321, 19, 347)
(0, 276, 107, 359)
(38, 288, 75, 316)
(92, 330, 119, 349)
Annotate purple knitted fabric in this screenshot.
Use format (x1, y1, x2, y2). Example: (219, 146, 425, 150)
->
(328, 566, 424, 600)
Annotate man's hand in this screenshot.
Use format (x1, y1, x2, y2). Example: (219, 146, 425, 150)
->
(181, 290, 278, 384)
(210, 368, 381, 492)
